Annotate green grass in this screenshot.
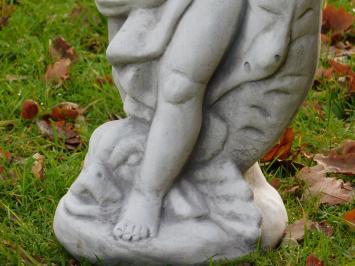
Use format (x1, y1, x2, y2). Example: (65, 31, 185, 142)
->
(0, 0, 354, 265)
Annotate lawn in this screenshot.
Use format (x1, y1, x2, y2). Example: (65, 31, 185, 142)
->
(0, 0, 354, 265)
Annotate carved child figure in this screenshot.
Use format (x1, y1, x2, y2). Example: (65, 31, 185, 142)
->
(54, 0, 321, 263)
(111, 0, 247, 241)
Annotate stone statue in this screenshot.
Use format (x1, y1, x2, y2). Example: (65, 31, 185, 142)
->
(54, 0, 322, 264)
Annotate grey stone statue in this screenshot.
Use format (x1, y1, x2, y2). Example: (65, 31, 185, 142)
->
(54, 0, 322, 265)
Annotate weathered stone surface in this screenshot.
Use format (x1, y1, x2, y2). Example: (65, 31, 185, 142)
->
(54, 0, 322, 264)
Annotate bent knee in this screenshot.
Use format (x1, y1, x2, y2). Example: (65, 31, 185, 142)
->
(161, 71, 206, 104)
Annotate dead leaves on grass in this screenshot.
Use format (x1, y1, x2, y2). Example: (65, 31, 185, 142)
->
(51, 102, 81, 121)
(20, 100, 84, 150)
(45, 37, 77, 84)
(45, 58, 71, 83)
(323, 5, 354, 35)
(297, 140, 355, 205)
(49, 36, 77, 62)
(314, 140, 355, 175)
(283, 219, 334, 246)
(317, 60, 355, 95)
(37, 102, 84, 150)
(318, 4, 355, 96)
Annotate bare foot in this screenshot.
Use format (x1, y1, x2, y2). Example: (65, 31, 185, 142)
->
(113, 189, 162, 241)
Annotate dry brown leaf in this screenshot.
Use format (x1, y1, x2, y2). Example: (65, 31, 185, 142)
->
(262, 128, 294, 162)
(45, 58, 71, 83)
(343, 209, 355, 232)
(297, 140, 355, 205)
(306, 254, 324, 266)
(298, 165, 354, 205)
(20, 99, 40, 120)
(283, 219, 334, 246)
(282, 219, 315, 245)
(36, 119, 82, 150)
(270, 178, 281, 190)
(310, 221, 334, 237)
(32, 153, 45, 180)
(314, 140, 355, 175)
(49, 36, 77, 62)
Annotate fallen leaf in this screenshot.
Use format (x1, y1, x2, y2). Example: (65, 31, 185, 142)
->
(270, 178, 281, 189)
(343, 209, 355, 232)
(20, 99, 40, 120)
(36, 119, 82, 150)
(323, 5, 354, 34)
(49, 36, 77, 62)
(31, 153, 45, 180)
(36, 119, 53, 137)
(314, 140, 355, 175)
(320, 61, 355, 95)
(311, 221, 334, 237)
(330, 60, 353, 76)
(262, 128, 294, 162)
(51, 102, 82, 121)
(45, 58, 71, 83)
(306, 254, 324, 266)
(282, 219, 315, 245)
(298, 165, 354, 205)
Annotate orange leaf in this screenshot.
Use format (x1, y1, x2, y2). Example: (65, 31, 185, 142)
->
(51, 102, 81, 121)
(323, 5, 354, 33)
(306, 255, 324, 266)
(262, 128, 294, 162)
(329, 60, 353, 76)
(343, 209, 355, 232)
(21, 99, 40, 120)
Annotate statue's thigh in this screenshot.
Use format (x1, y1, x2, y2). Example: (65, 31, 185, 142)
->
(161, 0, 246, 83)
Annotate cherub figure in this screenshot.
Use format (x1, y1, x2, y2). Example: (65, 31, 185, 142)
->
(54, 0, 321, 262)
(100, 0, 247, 241)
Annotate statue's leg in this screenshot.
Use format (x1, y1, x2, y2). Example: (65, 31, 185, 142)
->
(114, 0, 246, 241)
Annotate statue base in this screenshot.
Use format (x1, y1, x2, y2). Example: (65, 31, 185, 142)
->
(53, 120, 287, 265)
